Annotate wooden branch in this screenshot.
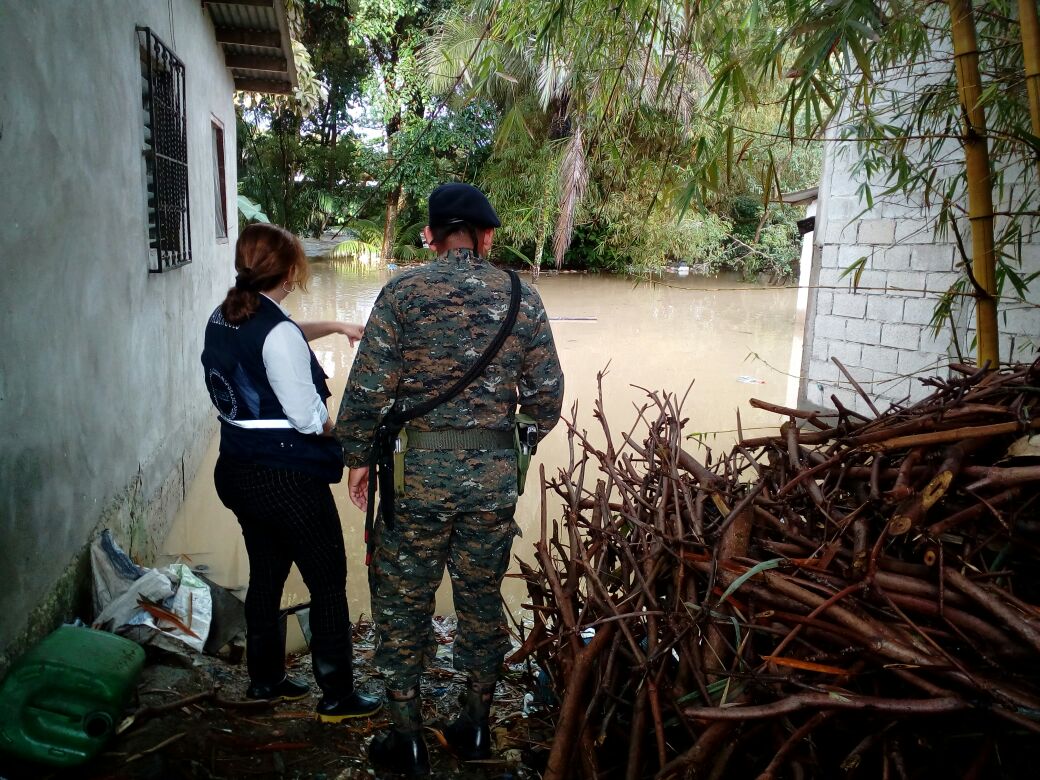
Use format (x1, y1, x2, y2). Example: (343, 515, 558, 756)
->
(119, 688, 273, 735)
(543, 624, 615, 780)
(749, 397, 833, 429)
(944, 568, 1040, 655)
(522, 368, 1040, 778)
(869, 419, 1040, 451)
(965, 465, 1040, 491)
(756, 711, 834, 780)
(684, 693, 968, 720)
(654, 721, 737, 780)
(926, 488, 1019, 537)
(832, 357, 880, 417)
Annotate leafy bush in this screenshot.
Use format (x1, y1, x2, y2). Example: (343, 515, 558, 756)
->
(702, 210, 800, 282)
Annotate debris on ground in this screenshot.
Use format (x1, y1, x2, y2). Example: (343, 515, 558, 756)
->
(90, 530, 218, 655)
(2, 618, 551, 779)
(515, 361, 1040, 779)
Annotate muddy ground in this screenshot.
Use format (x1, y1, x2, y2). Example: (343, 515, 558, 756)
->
(2, 620, 552, 780)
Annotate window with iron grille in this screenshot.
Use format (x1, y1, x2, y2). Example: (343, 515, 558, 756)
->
(138, 27, 192, 272)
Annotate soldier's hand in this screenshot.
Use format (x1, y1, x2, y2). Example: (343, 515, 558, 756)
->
(348, 467, 369, 510)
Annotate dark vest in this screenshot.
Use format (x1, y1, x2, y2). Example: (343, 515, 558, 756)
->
(200, 296, 343, 483)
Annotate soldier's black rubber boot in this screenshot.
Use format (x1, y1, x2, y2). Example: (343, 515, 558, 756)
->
(369, 689, 430, 777)
(443, 679, 495, 761)
(312, 628, 383, 722)
(370, 728, 431, 777)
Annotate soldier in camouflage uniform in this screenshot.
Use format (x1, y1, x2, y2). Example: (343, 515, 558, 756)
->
(335, 183, 563, 776)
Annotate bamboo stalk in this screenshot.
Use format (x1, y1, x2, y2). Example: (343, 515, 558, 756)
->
(948, 0, 999, 367)
(1019, 0, 1040, 180)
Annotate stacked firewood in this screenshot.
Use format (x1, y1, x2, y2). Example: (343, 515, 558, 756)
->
(512, 361, 1040, 779)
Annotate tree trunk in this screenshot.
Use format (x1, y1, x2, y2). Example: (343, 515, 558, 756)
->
(381, 184, 403, 261)
(1020, 0, 1040, 180)
(533, 174, 554, 281)
(533, 214, 546, 281)
(948, 0, 999, 368)
(380, 109, 404, 262)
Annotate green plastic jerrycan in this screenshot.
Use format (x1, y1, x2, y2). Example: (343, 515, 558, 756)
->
(0, 625, 145, 767)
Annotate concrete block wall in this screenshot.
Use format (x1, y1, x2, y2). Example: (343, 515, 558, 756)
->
(801, 141, 1040, 417)
(0, 0, 237, 672)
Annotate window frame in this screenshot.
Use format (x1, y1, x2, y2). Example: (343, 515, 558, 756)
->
(138, 26, 192, 273)
(211, 117, 228, 243)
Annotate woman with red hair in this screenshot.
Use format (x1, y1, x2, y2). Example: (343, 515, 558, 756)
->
(201, 223, 380, 722)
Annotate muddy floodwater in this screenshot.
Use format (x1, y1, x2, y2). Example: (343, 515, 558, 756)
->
(163, 260, 799, 650)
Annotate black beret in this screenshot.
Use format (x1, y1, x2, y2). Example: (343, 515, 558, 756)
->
(428, 182, 501, 228)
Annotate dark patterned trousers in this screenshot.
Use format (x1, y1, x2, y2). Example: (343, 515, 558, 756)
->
(368, 504, 518, 690)
(214, 456, 352, 688)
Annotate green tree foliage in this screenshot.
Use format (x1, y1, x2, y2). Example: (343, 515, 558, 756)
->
(390, 99, 498, 206)
(348, 0, 453, 256)
(506, 0, 1038, 362)
(728, 0, 1036, 364)
(237, 1, 370, 235)
(423, 1, 819, 275)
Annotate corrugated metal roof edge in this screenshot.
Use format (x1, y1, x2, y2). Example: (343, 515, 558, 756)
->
(204, 1, 299, 93)
(271, 0, 299, 91)
(232, 67, 293, 84)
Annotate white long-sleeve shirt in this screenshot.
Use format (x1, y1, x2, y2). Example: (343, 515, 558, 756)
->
(259, 295, 329, 435)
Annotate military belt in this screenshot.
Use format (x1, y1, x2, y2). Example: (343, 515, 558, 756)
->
(406, 428, 514, 450)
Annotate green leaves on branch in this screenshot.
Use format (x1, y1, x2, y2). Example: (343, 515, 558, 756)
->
(331, 218, 432, 262)
(237, 194, 270, 224)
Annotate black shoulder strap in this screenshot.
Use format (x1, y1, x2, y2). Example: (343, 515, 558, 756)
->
(386, 269, 521, 427)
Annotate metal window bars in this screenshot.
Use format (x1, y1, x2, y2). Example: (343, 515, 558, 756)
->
(138, 27, 192, 272)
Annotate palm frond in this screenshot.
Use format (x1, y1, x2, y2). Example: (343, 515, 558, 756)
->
(553, 127, 589, 267)
(395, 245, 436, 262)
(330, 239, 381, 261)
(536, 52, 571, 110)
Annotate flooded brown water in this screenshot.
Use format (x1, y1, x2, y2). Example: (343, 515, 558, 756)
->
(162, 261, 798, 650)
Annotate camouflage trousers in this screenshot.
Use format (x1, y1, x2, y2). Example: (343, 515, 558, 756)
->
(368, 504, 518, 690)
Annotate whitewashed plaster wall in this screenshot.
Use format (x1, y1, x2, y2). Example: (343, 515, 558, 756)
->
(799, 130, 1040, 416)
(0, 0, 238, 671)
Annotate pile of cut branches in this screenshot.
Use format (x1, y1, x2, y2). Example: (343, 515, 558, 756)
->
(512, 361, 1040, 779)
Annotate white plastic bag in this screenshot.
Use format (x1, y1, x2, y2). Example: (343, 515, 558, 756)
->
(136, 564, 212, 652)
(93, 569, 174, 631)
(90, 530, 212, 652)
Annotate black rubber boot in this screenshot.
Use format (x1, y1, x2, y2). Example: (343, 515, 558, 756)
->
(312, 628, 382, 722)
(443, 679, 495, 761)
(369, 690, 430, 777)
(246, 622, 306, 700)
(316, 690, 382, 722)
(246, 674, 309, 701)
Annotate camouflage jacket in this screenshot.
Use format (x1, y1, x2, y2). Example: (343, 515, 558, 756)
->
(334, 248, 564, 512)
